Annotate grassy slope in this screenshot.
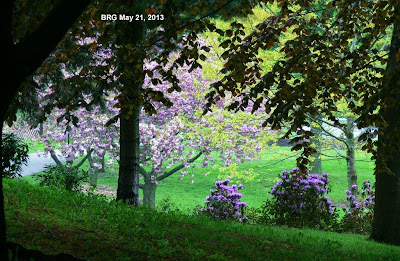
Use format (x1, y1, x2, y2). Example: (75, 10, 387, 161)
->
(5, 178, 400, 261)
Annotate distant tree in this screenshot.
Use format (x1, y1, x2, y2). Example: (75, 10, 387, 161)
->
(308, 114, 373, 196)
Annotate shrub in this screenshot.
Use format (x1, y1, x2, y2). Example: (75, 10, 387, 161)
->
(35, 165, 89, 192)
(261, 168, 337, 229)
(195, 179, 248, 222)
(339, 180, 375, 234)
(2, 133, 29, 178)
(157, 197, 180, 214)
(243, 206, 263, 224)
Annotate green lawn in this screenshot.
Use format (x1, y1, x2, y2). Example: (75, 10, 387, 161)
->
(4, 178, 400, 261)
(26, 140, 46, 154)
(23, 146, 374, 211)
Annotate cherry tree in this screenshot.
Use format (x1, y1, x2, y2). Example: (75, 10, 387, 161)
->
(37, 93, 120, 186)
(135, 60, 270, 208)
(17, 54, 270, 208)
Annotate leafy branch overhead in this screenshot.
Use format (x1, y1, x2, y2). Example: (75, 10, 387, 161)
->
(28, 0, 257, 125)
(204, 0, 397, 170)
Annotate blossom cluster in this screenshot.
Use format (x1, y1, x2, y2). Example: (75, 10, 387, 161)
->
(197, 179, 248, 223)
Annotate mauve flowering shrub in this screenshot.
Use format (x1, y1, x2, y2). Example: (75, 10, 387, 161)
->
(195, 179, 248, 223)
(261, 168, 337, 229)
(339, 180, 375, 234)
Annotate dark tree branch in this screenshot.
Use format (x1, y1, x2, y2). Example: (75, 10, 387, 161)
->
(260, 151, 302, 167)
(1, 0, 13, 47)
(1, 0, 90, 257)
(330, 143, 348, 159)
(309, 116, 348, 145)
(145, 0, 235, 48)
(13, 0, 91, 82)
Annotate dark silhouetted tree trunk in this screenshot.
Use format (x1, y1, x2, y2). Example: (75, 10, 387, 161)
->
(115, 19, 144, 206)
(0, 0, 90, 256)
(370, 3, 400, 245)
(0, 118, 7, 259)
(117, 112, 141, 206)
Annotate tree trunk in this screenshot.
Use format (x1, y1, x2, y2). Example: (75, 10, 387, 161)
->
(88, 154, 95, 186)
(39, 122, 44, 137)
(140, 152, 203, 208)
(115, 19, 144, 207)
(142, 180, 157, 209)
(89, 171, 98, 187)
(0, 119, 8, 260)
(345, 116, 357, 195)
(116, 114, 141, 206)
(100, 153, 105, 173)
(370, 5, 400, 245)
(0, 0, 90, 257)
(310, 124, 322, 174)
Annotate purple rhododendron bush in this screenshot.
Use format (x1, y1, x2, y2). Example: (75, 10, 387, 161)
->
(195, 179, 248, 223)
(339, 180, 375, 234)
(257, 168, 376, 234)
(260, 168, 338, 230)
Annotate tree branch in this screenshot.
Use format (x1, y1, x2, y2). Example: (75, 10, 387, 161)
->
(309, 116, 348, 145)
(13, 0, 91, 82)
(72, 149, 94, 169)
(139, 166, 149, 178)
(49, 150, 63, 166)
(145, 0, 235, 48)
(260, 151, 302, 167)
(330, 143, 348, 159)
(157, 151, 203, 181)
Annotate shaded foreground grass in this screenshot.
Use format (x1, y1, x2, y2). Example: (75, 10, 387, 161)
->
(4, 179, 400, 261)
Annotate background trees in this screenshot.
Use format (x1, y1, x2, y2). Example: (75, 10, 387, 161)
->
(23, 54, 270, 209)
(25, 0, 270, 209)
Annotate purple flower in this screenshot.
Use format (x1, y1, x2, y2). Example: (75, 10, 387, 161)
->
(201, 179, 247, 222)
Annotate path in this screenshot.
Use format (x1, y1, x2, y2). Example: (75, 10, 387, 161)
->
(21, 151, 65, 176)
